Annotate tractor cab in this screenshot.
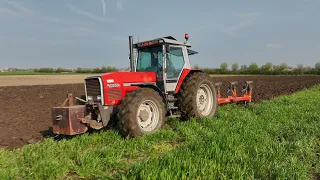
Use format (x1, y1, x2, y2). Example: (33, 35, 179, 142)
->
(131, 35, 198, 92)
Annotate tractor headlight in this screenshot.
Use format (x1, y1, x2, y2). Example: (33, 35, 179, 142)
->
(97, 95, 101, 100)
(87, 96, 93, 100)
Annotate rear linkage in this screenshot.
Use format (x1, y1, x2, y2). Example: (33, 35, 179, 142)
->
(215, 81, 253, 104)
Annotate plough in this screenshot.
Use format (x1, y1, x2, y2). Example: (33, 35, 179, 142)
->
(215, 81, 253, 104)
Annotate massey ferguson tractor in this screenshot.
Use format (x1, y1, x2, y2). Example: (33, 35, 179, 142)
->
(51, 34, 253, 137)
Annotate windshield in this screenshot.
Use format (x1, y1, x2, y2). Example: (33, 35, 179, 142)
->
(136, 46, 163, 72)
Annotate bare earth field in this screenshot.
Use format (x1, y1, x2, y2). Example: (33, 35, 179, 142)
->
(0, 74, 99, 87)
(0, 74, 319, 149)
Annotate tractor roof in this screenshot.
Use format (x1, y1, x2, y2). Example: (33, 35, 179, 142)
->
(133, 36, 192, 49)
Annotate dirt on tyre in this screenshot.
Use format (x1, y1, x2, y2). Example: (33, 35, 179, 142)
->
(177, 72, 218, 120)
(117, 87, 166, 137)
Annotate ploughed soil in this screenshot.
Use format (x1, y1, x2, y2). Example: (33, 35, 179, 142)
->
(0, 75, 319, 150)
(0, 84, 85, 150)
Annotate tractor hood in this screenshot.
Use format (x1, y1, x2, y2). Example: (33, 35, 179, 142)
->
(98, 71, 157, 85)
(84, 71, 158, 106)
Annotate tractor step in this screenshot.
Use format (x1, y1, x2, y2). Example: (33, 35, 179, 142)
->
(168, 114, 181, 118)
(167, 94, 178, 102)
(169, 106, 179, 110)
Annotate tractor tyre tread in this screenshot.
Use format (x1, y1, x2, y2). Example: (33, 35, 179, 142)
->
(117, 87, 166, 137)
(177, 72, 218, 120)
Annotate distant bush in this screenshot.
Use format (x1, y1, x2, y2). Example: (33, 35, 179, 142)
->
(55, 67, 72, 73)
(201, 62, 320, 75)
(13, 62, 320, 75)
(34, 67, 55, 73)
(75, 66, 118, 73)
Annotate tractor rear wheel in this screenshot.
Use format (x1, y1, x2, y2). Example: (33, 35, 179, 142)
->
(177, 72, 218, 120)
(117, 87, 166, 137)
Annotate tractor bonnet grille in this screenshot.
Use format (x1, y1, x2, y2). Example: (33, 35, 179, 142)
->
(107, 89, 122, 100)
(85, 78, 102, 103)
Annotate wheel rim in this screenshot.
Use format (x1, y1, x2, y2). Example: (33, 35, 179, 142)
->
(196, 84, 214, 116)
(136, 99, 160, 132)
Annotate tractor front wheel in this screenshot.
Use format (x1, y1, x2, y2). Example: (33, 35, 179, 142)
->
(177, 72, 218, 120)
(117, 88, 166, 137)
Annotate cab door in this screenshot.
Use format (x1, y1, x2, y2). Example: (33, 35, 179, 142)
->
(164, 45, 186, 93)
(154, 45, 165, 92)
(135, 45, 166, 92)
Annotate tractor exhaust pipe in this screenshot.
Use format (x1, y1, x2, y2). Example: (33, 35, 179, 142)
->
(129, 36, 134, 72)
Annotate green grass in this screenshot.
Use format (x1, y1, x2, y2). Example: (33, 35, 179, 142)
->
(1, 85, 319, 179)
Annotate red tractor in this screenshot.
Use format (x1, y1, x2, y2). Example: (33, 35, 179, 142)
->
(51, 34, 253, 137)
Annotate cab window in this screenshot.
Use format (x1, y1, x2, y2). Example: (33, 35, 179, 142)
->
(136, 46, 163, 73)
(166, 46, 184, 79)
(136, 51, 151, 71)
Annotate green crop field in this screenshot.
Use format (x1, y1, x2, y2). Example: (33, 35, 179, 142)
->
(0, 85, 319, 179)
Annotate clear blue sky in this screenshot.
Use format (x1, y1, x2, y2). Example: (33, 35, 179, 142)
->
(0, 0, 319, 69)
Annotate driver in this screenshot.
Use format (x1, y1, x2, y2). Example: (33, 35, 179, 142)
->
(145, 49, 161, 72)
(151, 49, 175, 77)
(152, 52, 158, 64)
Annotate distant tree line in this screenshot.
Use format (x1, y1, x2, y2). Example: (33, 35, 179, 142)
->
(33, 66, 119, 73)
(196, 62, 320, 75)
(74, 66, 118, 73)
(27, 62, 320, 75)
